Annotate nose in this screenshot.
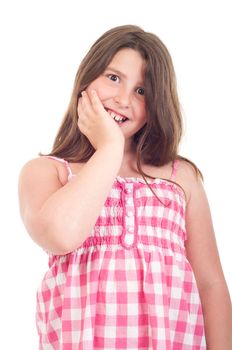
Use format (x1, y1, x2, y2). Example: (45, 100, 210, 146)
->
(114, 87, 131, 108)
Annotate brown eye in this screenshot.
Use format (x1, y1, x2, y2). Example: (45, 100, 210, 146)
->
(137, 87, 145, 96)
(108, 74, 119, 82)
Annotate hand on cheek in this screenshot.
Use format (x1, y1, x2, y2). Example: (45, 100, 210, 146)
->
(77, 90, 125, 150)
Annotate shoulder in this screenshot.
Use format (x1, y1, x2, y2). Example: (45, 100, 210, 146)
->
(19, 156, 69, 186)
(20, 157, 57, 178)
(174, 158, 204, 204)
(18, 157, 69, 216)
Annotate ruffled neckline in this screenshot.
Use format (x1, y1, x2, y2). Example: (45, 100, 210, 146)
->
(114, 175, 186, 201)
(116, 175, 165, 184)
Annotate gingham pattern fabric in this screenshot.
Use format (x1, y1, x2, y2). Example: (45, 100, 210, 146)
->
(36, 157, 206, 349)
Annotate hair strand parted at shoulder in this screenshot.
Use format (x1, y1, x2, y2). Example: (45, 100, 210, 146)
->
(41, 24, 202, 179)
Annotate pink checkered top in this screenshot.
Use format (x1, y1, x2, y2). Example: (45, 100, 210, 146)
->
(36, 157, 206, 349)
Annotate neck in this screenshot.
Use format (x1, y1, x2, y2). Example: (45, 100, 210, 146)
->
(118, 143, 139, 176)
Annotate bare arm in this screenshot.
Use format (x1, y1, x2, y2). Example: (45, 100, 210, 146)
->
(180, 163, 232, 349)
(18, 90, 125, 255)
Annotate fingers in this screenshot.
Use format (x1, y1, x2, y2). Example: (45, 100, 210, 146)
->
(89, 90, 105, 114)
(78, 91, 91, 116)
(77, 90, 106, 135)
(77, 89, 124, 150)
(77, 92, 90, 132)
(80, 90, 105, 115)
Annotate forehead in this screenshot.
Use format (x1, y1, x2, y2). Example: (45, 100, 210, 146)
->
(107, 48, 145, 80)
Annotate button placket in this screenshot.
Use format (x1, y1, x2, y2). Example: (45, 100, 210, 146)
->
(121, 183, 136, 248)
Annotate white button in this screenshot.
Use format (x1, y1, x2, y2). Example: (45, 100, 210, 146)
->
(125, 187, 132, 194)
(127, 211, 134, 217)
(126, 198, 133, 205)
(127, 227, 134, 233)
(124, 234, 134, 245)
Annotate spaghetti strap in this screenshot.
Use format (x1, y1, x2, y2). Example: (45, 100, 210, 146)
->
(45, 156, 74, 181)
(170, 159, 180, 181)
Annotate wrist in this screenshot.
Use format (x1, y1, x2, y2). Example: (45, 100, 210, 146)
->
(97, 140, 124, 154)
(98, 144, 124, 156)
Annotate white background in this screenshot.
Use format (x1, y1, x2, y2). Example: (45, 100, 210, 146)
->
(0, 0, 231, 348)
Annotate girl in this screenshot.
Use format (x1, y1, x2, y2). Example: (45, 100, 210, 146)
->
(18, 25, 232, 349)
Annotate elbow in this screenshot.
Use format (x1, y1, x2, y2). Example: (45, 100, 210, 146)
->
(24, 212, 81, 256)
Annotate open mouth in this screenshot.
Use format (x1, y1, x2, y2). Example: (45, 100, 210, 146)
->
(106, 108, 129, 124)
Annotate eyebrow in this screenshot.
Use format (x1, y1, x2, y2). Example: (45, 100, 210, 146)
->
(105, 66, 144, 86)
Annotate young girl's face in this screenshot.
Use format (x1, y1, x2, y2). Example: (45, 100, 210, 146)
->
(86, 48, 147, 143)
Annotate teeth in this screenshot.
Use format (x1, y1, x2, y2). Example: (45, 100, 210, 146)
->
(114, 115, 122, 121)
(108, 110, 127, 122)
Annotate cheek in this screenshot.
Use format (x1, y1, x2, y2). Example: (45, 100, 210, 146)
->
(86, 78, 109, 101)
(87, 77, 120, 104)
(86, 81, 98, 94)
(138, 103, 147, 122)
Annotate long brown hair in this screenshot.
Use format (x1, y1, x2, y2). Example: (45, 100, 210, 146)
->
(45, 24, 202, 184)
